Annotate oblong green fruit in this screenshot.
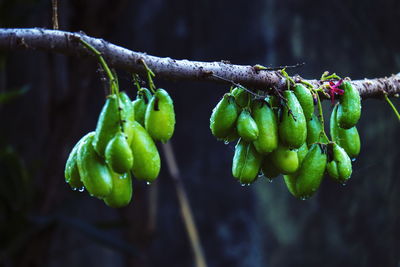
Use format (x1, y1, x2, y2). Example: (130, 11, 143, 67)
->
(104, 171, 133, 208)
(232, 139, 263, 184)
(133, 88, 152, 127)
(93, 95, 120, 157)
(279, 90, 307, 149)
(210, 93, 239, 139)
(283, 143, 308, 197)
(77, 132, 113, 198)
(133, 98, 146, 126)
(130, 121, 160, 182)
(306, 113, 322, 146)
(337, 81, 361, 129)
(261, 154, 281, 179)
(295, 143, 327, 199)
(119, 91, 135, 145)
(330, 104, 361, 159)
(105, 132, 134, 174)
(293, 83, 314, 121)
(145, 88, 176, 143)
(252, 100, 278, 154)
(270, 143, 299, 174)
(231, 87, 249, 108)
(237, 109, 259, 141)
(64, 135, 88, 189)
(327, 142, 352, 183)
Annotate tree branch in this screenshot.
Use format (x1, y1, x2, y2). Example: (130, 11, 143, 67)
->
(0, 28, 399, 98)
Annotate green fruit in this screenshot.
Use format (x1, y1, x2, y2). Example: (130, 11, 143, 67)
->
(330, 104, 361, 159)
(327, 142, 352, 184)
(237, 109, 259, 141)
(93, 95, 120, 157)
(64, 135, 87, 189)
(279, 90, 307, 149)
(231, 87, 249, 108)
(293, 83, 314, 121)
(77, 132, 113, 198)
(118, 91, 135, 145)
(283, 143, 308, 197)
(104, 171, 133, 208)
(105, 132, 134, 173)
(295, 143, 327, 199)
(261, 155, 281, 179)
(130, 121, 160, 182)
(133, 98, 146, 126)
(210, 93, 239, 139)
(252, 100, 278, 154)
(145, 88, 176, 143)
(337, 81, 361, 129)
(232, 139, 263, 184)
(270, 143, 299, 174)
(133, 88, 152, 127)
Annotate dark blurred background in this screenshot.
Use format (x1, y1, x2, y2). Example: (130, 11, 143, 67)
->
(1, 0, 400, 266)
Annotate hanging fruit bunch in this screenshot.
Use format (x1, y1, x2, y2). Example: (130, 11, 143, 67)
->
(209, 70, 361, 200)
(64, 40, 175, 208)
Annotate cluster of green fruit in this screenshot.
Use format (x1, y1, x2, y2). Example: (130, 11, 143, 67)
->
(210, 80, 361, 199)
(64, 87, 175, 207)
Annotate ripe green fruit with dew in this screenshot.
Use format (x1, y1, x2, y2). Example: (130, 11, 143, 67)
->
(145, 88, 176, 143)
(133, 88, 152, 127)
(210, 93, 239, 139)
(283, 142, 308, 197)
(252, 99, 278, 154)
(306, 113, 329, 147)
(279, 90, 307, 149)
(337, 81, 361, 129)
(231, 87, 249, 108)
(93, 95, 120, 157)
(104, 171, 133, 208)
(295, 143, 327, 199)
(77, 132, 113, 198)
(237, 109, 259, 142)
(118, 91, 135, 145)
(105, 132, 134, 174)
(293, 83, 314, 121)
(232, 139, 263, 184)
(330, 104, 361, 159)
(326, 142, 352, 184)
(270, 142, 299, 174)
(130, 121, 160, 183)
(65, 135, 86, 189)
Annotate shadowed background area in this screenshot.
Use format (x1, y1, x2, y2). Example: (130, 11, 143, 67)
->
(1, 0, 400, 266)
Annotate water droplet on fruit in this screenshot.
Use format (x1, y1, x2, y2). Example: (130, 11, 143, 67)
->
(72, 187, 78, 191)
(146, 182, 152, 185)
(351, 158, 357, 162)
(78, 187, 85, 192)
(224, 140, 229, 145)
(267, 178, 273, 183)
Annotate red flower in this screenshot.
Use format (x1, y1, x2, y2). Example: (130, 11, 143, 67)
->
(328, 79, 344, 104)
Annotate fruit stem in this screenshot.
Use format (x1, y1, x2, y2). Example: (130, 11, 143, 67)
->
(280, 68, 295, 90)
(139, 59, 157, 94)
(79, 38, 118, 95)
(384, 92, 400, 122)
(132, 73, 142, 91)
(316, 91, 330, 142)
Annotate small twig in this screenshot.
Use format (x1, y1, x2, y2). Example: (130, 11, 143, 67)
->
(383, 92, 400, 122)
(51, 0, 59, 30)
(253, 62, 305, 71)
(211, 73, 264, 99)
(161, 142, 207, 267)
